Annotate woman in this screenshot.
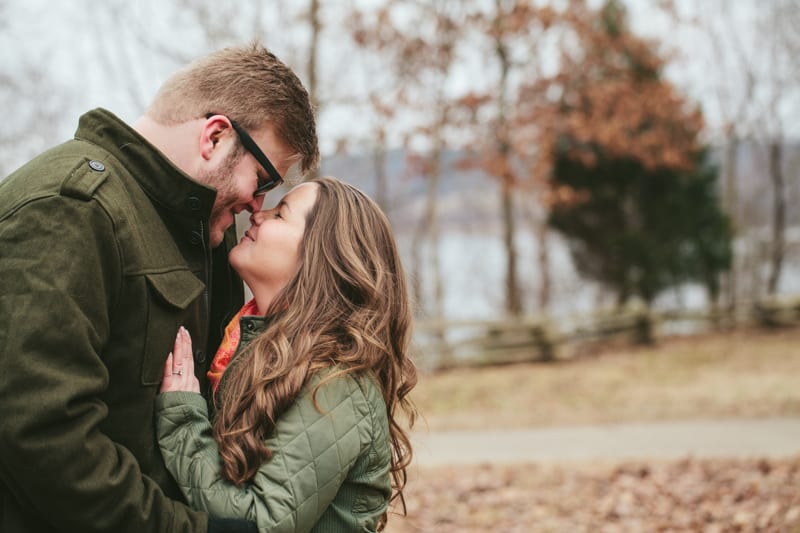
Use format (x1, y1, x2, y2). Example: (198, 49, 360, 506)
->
(156, 177, 418, 532)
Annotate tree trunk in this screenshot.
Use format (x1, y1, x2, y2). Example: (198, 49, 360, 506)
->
(412, 150, 448, 365)
(423, 146, 445, 323)
(766, 140, 785, 295)
(534, 216, 551, 312)
(721, 135, 739, 315)
(372, 129, 389, 214)
(305, 0, 321, 180)
(410, 216, 425, 314)
(501, 180, 521, 315)
(307, 0, 320, 106)
(494, 2, 521, 316)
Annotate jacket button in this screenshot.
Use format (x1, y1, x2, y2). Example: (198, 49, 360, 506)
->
(189, 231, 202, 245)
(245, 322, 255, 331)
(187, 196, 201, 211)
(88, 160, 105, 171)
(194, 349, 206, 364)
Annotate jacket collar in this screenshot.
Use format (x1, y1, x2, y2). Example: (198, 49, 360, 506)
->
(74, 108, 217, 222)
(239, 315, 267, 344)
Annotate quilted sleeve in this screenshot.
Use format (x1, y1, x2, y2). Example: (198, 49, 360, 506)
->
(155, 376, 369, 533)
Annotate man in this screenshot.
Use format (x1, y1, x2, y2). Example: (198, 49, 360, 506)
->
(0, 43, 318, 533)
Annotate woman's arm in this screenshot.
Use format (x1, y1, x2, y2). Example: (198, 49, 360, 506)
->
(156, 331, 369, 533)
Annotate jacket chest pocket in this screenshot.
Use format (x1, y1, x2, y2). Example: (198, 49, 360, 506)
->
(141, 270, 205, 385)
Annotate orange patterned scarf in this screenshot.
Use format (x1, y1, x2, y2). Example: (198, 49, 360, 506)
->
(207, 298, 260, 393)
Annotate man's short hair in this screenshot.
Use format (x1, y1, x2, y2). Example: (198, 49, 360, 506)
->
(147, 42, 319, 174)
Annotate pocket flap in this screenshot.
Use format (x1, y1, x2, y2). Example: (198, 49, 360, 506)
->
(145, 270, 204, 310)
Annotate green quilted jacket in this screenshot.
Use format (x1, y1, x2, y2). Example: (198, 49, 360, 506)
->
(155, 316, 392, 533)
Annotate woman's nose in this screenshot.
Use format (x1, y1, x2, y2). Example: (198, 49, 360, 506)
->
(250, 211, 265, 225)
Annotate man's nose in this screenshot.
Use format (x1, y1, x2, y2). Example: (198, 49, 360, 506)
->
(247, 195, 266, 213)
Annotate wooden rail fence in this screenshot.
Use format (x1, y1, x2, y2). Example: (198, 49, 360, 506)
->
(412, 296, 800, 371)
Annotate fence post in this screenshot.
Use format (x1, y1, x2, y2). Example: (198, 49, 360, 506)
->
(532, 321, 558, 362)
(631, 309, 656, 345)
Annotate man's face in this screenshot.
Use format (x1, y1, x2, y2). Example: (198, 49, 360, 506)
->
(199, 123, 292, 248)
(198, 147, 250, 248)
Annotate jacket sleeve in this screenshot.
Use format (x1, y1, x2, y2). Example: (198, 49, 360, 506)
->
(156, 376, 369, 533)
(0, 196, 206, 533)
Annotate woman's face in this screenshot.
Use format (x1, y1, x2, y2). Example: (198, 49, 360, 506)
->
(229, 182, 319, 294)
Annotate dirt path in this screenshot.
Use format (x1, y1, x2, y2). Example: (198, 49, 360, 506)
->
(412, 417, 800, 466)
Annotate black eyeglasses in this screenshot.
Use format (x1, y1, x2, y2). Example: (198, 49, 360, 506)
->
(206, 113, 283, 197)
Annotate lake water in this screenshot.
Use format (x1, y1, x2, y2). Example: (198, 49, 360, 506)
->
(397, 229, 800, 323)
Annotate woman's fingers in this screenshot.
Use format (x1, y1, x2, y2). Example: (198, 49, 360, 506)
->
(177, 327, 195, 375)
(162, 351, 174, 381)
(160, 327, 201, 394)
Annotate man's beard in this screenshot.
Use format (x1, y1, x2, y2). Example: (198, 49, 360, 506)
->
(199, 146, 243, 247)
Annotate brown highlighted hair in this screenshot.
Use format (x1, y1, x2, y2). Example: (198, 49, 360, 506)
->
(146, 42, 319, 173)
(213, 177, 417, 527)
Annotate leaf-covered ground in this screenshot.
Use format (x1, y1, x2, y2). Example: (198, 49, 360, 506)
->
(387, 457, 800, 532)
(390, 327, 800, 532)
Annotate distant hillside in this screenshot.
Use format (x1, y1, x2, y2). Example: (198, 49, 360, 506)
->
(320, 148, 507, 237)
(320, 140, 800, 236)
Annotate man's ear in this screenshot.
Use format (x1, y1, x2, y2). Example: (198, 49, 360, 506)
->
(199, 115, 233, 162)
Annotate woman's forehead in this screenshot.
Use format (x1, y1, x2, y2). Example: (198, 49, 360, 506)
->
(283, 181, 319, 209)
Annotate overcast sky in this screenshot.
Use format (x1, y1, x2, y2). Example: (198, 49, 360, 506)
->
(1, 0, 795, 170)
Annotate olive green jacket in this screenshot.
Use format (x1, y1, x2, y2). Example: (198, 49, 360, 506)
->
(155, 316, 392, 533)
(0, 109, 243, 532)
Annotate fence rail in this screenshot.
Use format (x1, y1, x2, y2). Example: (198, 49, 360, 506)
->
(412, 296, 800, 371)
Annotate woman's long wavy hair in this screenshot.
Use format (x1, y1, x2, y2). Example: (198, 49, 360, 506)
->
(213, 176, 418, 526)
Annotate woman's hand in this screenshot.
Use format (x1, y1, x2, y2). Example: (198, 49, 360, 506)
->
(160, 326, 200, 393)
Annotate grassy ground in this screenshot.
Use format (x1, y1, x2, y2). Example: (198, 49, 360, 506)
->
(388, 326, 800, 532)
(410, 326, 800, 431)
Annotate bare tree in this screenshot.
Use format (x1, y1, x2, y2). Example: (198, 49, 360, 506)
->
(461, 1, 559, 317)
(0, 1, 75, 176)
(662, 0, 800, 303)
(302, 0, 322, 180)
(347, 0, 469, 325)
(760, 0, 797, 295)
(492, 0, 522, 316)
(694, 0, 756, 311)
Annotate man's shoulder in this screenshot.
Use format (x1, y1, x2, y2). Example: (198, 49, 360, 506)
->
(0, 139, 127, 206)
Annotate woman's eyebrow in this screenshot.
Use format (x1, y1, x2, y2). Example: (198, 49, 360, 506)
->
(279, 199, 291, 213)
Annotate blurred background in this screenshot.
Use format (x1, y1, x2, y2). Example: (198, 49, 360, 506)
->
(2, 1, 799, 529)
(1, 0, 798, 353)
